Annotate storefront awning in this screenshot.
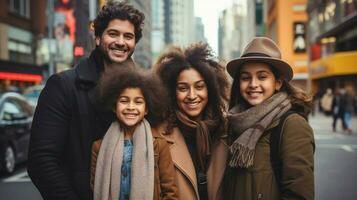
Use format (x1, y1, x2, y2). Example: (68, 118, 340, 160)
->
(309, 51, 357, 80)
(0, 59, 44, 83)
(0, 72, 42, 82)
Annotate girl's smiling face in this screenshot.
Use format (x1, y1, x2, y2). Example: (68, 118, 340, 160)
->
(238, 62, 282, 106)
(115, 87, 147, 128)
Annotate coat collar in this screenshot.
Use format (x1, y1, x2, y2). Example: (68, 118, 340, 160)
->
(164, 127, 199, 199)
(75, 48, 103, 89)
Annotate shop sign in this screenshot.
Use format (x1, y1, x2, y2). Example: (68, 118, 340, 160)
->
(293, 22, 306, 53)
(310, 65, 326, 75)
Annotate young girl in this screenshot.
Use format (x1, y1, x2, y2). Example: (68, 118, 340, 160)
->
(90, 66, 178, 200)
(223, 37, 315, 200)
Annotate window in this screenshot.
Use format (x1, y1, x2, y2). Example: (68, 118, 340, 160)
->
(8, 0, 30, 18)
(8, 39, 33, 64)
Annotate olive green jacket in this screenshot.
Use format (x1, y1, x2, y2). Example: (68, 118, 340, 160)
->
(223, 113, 315, 200)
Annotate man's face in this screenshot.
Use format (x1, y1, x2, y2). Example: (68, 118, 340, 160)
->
(96, 19, 136, 64)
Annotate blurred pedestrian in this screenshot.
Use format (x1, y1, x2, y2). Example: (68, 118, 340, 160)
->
(91, 68, 178, 200)
(320, 88, 334, 115)
(332, 88, 347, 132)
(344, 88, 355, 133)
(154, 42, 230, 200)
(222, 37, 315, 200)
(27, 2, 145, 200)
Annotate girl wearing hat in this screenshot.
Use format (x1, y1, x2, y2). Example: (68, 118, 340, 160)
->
(154, 43, 230, 200)
(222, 37, 315, 199)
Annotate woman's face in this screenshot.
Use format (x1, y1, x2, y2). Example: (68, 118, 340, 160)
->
(115, 87, 147, 127)
(176, 68, 208, 119)
(238, 62, 282, 106)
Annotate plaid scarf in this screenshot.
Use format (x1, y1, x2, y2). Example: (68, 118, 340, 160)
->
(228, 92, 291, 168)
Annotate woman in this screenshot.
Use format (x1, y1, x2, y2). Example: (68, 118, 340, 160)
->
(223, 37, 315, 200)
(154, 43, 230, 200)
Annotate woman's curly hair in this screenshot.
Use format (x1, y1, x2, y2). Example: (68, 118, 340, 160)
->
(99, 62, 169, 127)
(93, 1, 145, 43)
(154, 42, 230, 137)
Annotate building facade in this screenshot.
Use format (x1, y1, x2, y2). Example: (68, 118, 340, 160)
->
(218, 3, 247, 62)
(163, 0, 195, 47)
(265, 0, 309, 89)
(195, 17, 207, 43)
(129, 0, 152, 68)
(0, 0, 46, 91)
(151, 0, 165, 63)
(307, 0, 357, 95)
(246, 0, 265, 38)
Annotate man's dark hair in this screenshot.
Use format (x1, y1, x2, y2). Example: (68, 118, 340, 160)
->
(99, 64, 168, 127)
(93, 1, 145, 43)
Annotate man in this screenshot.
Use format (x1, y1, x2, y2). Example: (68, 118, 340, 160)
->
(27, 2, 145, 199)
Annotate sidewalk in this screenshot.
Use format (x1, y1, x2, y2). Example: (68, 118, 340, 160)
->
(309, 112, 357, 135)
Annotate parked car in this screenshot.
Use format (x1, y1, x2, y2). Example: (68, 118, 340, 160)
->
(23, 84, 44, 108)
(0, 92, 33, 174)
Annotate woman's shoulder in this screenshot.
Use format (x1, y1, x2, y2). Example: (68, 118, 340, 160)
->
(283, 113, 314, 139)
(285, 113, 308, 125)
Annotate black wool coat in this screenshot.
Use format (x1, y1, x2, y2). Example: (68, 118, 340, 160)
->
(28, 48, 116, 200)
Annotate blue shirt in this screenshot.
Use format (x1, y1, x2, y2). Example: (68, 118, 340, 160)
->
(119, 140, 133, 200)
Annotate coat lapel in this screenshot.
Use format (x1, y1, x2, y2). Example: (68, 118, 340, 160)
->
(207, 139, 229, 200)
(165, 128, 199, 198)
(75, 49, 102, 111)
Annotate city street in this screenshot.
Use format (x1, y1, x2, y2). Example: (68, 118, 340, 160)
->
(0, 113, 356, 199)
(0, 164, 41, 200)
(311, 112, 357, 200)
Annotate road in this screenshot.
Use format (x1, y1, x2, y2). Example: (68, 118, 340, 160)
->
(311, 113, 357, 200)
(0, 113, 356, 199)
(0, 164, 42, 200)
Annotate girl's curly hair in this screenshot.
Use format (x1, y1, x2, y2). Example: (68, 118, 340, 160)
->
(93, 1, 145, 43)
(154, 42, 230, 137)
(99, 62, 168, 127)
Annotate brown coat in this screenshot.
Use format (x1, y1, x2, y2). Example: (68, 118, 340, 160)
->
(155, 126, 228, 200)
(90, 128, 178, 200)
(223, 113, 315, 200)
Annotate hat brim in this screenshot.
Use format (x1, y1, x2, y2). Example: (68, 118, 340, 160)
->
(226, 57, 293, 81)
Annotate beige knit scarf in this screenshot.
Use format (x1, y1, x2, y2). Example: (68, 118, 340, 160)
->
(228, 92, 291, 168)
(93, 119, 154, 200)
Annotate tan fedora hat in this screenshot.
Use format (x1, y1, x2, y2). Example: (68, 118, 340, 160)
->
(226, 37, 293, 81)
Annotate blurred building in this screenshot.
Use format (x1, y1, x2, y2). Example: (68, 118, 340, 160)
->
(0, 0, 46, 91)
(265, 0, 309, 89)
(36, 0, 98, 75)
(128, 0, 152, 68)
(218, 3, 247, 61)
(195, 17, 207, 43)
(163, 0, 195, 47)
(307, 0, 357, 94)
(151, 0, 165, 63)
(246, 0, 265, 37)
